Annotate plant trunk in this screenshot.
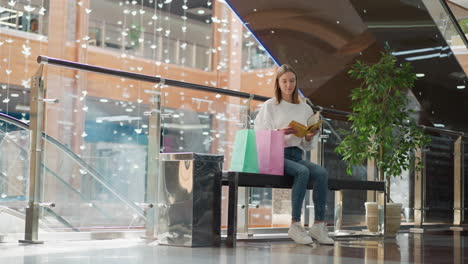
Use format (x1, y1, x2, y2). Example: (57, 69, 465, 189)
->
(379, 143, 390, 203)
(386, 177, 390, 203)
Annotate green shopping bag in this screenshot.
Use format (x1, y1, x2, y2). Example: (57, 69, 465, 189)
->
(229, 129, 259, 173)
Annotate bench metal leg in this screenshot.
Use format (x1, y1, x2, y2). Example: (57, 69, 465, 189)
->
(237, 186, 250, 237)
(226, 172, 238, 247)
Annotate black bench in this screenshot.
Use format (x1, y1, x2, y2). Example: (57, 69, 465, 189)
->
(222, 171, 386, 247)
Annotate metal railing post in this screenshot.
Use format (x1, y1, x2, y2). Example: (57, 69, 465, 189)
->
(144, 82, 162, 239)
(237, 95, 253, 236)
(19, 65, 45, 244)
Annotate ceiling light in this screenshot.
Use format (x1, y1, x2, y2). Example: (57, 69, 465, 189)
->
(416, 73, 425, 77)
(144, 89, 161, 95)
(187, 7, 211, 16)
(434, 123, 445, 128)
(405, 53, 440, 61)
(96, 115, 141, 122)
(163, 123, 210, 130)
(392, 46, 443, 56)
(405, 52, 451, 61)
(15, 105, 30, 112)
(457, 85, 465, 89)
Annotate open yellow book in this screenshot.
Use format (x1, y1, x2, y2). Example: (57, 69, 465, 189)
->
(288, 112, 322, 137)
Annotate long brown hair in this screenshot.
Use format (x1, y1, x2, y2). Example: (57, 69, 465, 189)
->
(274, 64, 299, 104)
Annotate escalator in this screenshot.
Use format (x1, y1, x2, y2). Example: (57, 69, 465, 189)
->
(0, 113, 146, 237)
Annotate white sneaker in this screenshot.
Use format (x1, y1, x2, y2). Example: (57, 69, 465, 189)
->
(309, 222, 334, 245)
(288, 223, 314, 245)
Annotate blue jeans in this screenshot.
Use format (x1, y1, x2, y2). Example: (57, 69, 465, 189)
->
(284, 147, 328, 222)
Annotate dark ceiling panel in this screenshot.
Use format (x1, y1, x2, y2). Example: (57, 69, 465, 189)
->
(226, 0, 468, 133)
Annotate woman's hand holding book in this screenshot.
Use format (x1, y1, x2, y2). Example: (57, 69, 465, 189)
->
(278, 126, 297, 135)
(305, 130, 318, 141)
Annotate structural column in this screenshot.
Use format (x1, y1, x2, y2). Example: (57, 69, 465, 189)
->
(414, 148, 424, 227)
(453, 136, 463, 226)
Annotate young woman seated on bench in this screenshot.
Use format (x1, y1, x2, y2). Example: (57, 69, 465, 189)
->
(254, 64, 334, 245)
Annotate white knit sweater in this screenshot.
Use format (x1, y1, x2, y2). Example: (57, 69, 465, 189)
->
(254, 98, 318, 151)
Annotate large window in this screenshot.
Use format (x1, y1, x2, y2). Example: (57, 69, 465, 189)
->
(88, 0, 213, 70)
(0, 0, 48, 35)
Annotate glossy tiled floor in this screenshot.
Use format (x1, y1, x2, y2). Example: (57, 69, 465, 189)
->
(1, 230, 467, 264)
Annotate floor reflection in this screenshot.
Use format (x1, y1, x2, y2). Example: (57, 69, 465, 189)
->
(0, 230, 467, 263)
(333, 239, 401, 263)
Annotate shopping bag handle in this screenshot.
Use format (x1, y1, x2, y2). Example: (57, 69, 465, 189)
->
(242, 94, 255, 129)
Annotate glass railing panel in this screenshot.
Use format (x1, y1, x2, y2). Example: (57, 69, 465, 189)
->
(248, 187, 273, 228)
(321, 118, 417, 227)
(423, 134, 455, 223)
(0, 115, 119, 235)
(0, 120, 29, 235)
(160, 84, 263, 155)
(321, 118, 368, 227)
(0, 128, 29, 205)
(246, 101, 275, 229)
(159, 86, 276, 229)
(37, 66, 152, 232)
(39, 139, 145, 231)
(160, 84, 228, 226)
(322, 119, 367, 180)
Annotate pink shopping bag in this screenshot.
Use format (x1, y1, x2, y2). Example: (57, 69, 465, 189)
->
(255, 130, 285, 175)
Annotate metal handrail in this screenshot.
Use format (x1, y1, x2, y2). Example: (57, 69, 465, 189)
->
(37, 56, 269, 101)
(421, 125, 466, 138)
(37, 55, 468, 138)
(36, 56, 351, 117)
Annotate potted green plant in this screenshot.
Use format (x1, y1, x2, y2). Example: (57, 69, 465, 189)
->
(129, 23, 144, 48)
(335, 46, 430, 236)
